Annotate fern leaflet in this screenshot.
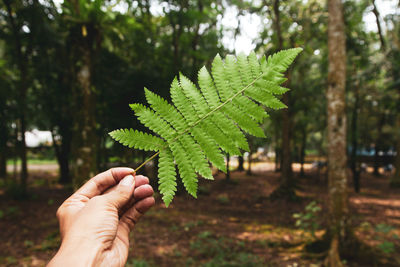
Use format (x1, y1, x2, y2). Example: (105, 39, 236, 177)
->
(109, 48, 302, 206)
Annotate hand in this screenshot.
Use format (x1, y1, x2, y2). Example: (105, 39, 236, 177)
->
(48, 168, 155, 267)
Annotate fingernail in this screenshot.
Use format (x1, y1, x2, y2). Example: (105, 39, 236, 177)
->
(120, 175, 135, 187)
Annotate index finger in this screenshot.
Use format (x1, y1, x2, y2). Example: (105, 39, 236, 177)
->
(73, 167, 135, 199)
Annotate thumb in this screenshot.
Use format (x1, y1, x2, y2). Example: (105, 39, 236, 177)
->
(103, 174, 135, 210)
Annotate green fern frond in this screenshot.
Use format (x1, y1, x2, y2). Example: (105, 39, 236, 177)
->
(109, 129, 165, 151)
(109, 48, 302, 206)
(266, 48, 303, 73)
(158, 148, 176, 207)
(170, 141, 198, 197)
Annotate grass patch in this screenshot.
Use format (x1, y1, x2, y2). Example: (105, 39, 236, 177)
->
(188, 231, 264, 267)
(7, 159, 57, 165)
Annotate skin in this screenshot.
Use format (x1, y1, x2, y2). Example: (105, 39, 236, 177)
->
(48, 167, 155, 267)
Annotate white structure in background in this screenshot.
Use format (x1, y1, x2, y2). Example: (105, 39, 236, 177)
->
(25, 129, 53, 148)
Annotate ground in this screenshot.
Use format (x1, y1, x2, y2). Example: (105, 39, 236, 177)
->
(0, 163, 399, 266)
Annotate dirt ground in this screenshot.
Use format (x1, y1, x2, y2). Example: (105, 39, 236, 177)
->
(0, 163, 399, 266)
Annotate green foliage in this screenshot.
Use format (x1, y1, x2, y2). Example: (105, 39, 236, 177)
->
(4, 179, 28, 200)
(110, 49, 302, 206)
(377, 241, 395, 255)
(375, 223, 395, 234)
(126, 259, 153, 267)
(39, 231, 60, 251)
(189, 231, 263, 267)
(374, 223, 398, 255)
(216, 193, 230, 205)
(292, 201, 321, 238)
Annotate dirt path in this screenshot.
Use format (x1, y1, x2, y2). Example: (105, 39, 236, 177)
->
(0, 169, 399, 266)
(6, 163, 59, 173)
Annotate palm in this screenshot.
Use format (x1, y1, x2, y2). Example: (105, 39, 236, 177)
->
(55, 168, 155, 267)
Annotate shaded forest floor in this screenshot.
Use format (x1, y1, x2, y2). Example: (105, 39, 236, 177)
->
(0, 163, 399, 266)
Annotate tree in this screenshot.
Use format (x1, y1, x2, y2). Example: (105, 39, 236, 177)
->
(273, 0, 295, 198)
(386, 9, 400, 187)
(61, 0, 112, 187)
(1, 0, 39, 194)
(32, 6, 74, 184)
(0, 58, 13, 179)
(344, 0, 371, 192)
(252, 0, 327, 197)
(326, 0, 349, 264)
(237, 155, 244, 171)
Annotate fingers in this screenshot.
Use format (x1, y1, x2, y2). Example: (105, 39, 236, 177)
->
(134, 184, 154, 200)
(103, 175, 150, 195)
(73, 167, 135, 199)
(117, 181, 154, 217)
(114, 196, 155, 254)
(118, 196, 155, 234)
(101, 174, 136, 210)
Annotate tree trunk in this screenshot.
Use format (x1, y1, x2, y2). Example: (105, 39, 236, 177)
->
(275, 144, 281, 172)
(0, 126, 7, 178)
(68, 8, 100, 188)
(272, 0, 294, 196)
(0, 152, 6, 178)
(71, 45, 98, 188)
(326, 0, 348, 264)
(237, 155, 244, 171)
(373, 115, 385, 176)
(19, 114, 28, 193)
(371, 0, 386, 50)
(51, 130, 72, 184)
(390, 116, 400, 187)
(247, 152, 253, 175)
(300, 128, 306, 178)
(350, 79, 360, 193)
(372, 145, 380, 176)
(281, 93, 294, 186)
(274, 123, 281, 172)
(190, 1, 203, 80)
(0, 97, 8, 178)
(3, 0, 29, 195)
(247, 138, 255, 176)
(226, 154, 230, 180)
(58, 151, 71, 184)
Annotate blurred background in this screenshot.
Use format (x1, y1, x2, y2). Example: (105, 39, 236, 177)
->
(0, 0, 399, 266)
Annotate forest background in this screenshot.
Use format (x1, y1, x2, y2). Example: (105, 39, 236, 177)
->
(0, 0, 399, 266)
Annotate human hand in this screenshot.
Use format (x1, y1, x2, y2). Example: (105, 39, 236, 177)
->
(48, 168, 155, 267)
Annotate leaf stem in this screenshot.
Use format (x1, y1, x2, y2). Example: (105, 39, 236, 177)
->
(135, 151, 160, 172)
(135, 72, 264, 173)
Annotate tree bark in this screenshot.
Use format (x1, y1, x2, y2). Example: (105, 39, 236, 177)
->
(68, 3, 100, 188)
(275, 140, 281, 172)
(70, 44, 98, 188)
(388, 3, 400, 187)
(19, 114, 28, 192)
(0, 118, 7, 178)
(51, 129, 72, 184)
(247, 138, 255, 176)
(371, 0, 386, 50)
(0, 152, 6, 178)
(390, 116, 400, 187)
(247, 152, 253, 175)
(300, 128, 307, 178)
(272, 0, 294, 196)
(350, 78, 360, 193)
(237, 155, 244, 171)
(281, 92, 293, 186)
(373, 115, 385, 176)
(190, 1, 203, 80)
(326, 0, 349, 264)
(226, 154, 230, 180)
(3, 0, 29, 194)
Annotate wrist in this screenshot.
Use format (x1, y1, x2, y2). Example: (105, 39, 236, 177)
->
(48, 237, 104, 267)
